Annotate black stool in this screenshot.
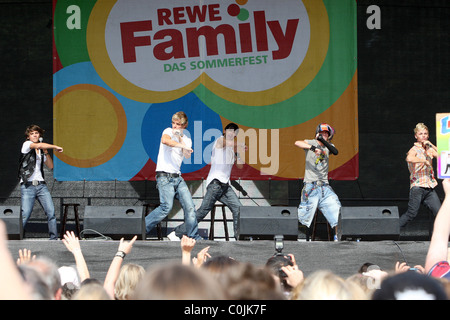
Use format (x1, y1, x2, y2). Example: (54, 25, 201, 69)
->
(144, 203, 162, 240)
(209, 204, 229, 241)
(311, 209, 332, 241)
(60, 203, 81, 239)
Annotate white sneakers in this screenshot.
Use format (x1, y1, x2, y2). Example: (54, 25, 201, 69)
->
(167, 231, 180, 241)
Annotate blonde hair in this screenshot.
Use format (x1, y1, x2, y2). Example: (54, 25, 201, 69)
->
(291, 270, 359, 300)
(172, 111, 188, 127)
(414, 123, 428, 134)
(72, 283, 111, 300)
(114, 263, 145, 300)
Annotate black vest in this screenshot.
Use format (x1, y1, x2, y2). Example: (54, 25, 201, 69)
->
(18, 149, 44, 183)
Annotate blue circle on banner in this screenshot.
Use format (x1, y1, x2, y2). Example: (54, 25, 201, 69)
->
(53, 62, 150, 180)
(141, 92, 223, 174)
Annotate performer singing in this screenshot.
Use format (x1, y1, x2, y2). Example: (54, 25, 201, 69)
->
(295, 123, 341, 241)
(168, 123, 247, 240)
(399, 123, 441, 227)
(19, 125, 63, 240)
(144, 111, 202, 240)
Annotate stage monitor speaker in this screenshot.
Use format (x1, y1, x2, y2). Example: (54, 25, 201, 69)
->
(83, 206, 145, 240)
(237, 206, 298, 240)
(338, 206, 400, 241)
(0, 206, 23, 240)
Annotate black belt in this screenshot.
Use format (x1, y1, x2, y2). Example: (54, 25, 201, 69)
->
(21, 181, 46, 186)
(156, 171, 180, 178)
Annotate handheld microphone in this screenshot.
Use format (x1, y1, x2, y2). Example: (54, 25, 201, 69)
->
(38, 137, 43, 156)
(317, 134, 339, 155)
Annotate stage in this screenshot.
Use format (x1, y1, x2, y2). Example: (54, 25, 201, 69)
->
(6, 238, 431, 282)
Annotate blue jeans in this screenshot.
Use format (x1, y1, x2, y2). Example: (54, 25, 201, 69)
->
(399, 186, 441, 227)
(297, 183, 341, 228)
(174, 180, 242, 238)
(21, 183, 58, 240)
(145, 175, 201, 239)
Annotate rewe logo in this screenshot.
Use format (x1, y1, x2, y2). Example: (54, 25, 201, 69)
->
(103, 0, 311, 93)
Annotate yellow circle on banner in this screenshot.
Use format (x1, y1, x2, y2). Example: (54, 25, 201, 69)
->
(53, 84, 127, 168)
(87, 0, 329, 105)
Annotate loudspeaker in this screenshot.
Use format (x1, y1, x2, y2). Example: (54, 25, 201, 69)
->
(83, 206, 145, 240)
(237, 206, 298, 240)
(0, 206, 23, 240)
(338, 206, 400, 241)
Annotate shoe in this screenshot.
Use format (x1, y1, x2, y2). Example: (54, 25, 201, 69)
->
(167, 231, 180, 241)
(333, 235, 339, 242)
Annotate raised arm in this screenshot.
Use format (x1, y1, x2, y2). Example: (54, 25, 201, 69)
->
(425, 179, 450, 273)
(103, 236, 137, 299)
(62, 231, 90, 282)
(0, 220, 32, 299)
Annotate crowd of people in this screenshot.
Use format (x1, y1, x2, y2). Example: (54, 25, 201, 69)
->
(2, 176, 450, 300)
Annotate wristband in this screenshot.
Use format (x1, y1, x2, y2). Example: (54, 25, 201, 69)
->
(115, 251, 126, 259)
(309, 145, 316, 152)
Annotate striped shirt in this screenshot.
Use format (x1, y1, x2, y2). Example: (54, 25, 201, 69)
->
(407, 143, 437, 189)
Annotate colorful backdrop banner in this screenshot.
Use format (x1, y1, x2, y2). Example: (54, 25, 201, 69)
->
(53, 0, 358, 181)
(437, 113, 450, 179)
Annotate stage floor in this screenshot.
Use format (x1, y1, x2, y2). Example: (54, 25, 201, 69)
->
(6, 238, 431, 282)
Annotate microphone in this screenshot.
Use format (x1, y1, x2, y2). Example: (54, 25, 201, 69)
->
(173, 129, 182, 138)
(38, 137, 43, 156)
(317, 134, 339, 155)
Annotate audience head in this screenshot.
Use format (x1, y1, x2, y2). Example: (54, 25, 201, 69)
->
(72, 282, 112, 300)
(358, 262, 377, 274)
(201, 255, 240, 279)
(18, 264, 53, 300)
(265, 254, 295, 292)
(58, 265, 80, 288)
(372, 271, 448, 300)
(25, 257, 62, 300)
(291, 270, 364, 300)
(114, 263, 145, 300)
(220, 262, 286, 300)
(61, 282, 79, 300)
(132, 263, 225, 300)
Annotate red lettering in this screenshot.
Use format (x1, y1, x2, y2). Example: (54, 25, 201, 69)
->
(208, 4, 221, 21)
(153, 29, 185, 60)
(158, 5, 222, 26)
(119, 6, 299, 63)
(238, 23, 252, 53)
(268, 19, 299, 60)
(185, 5, 208, 23)
(186, 25, 237, 58)
(173, 7, 186, 24)
(120, 20, 152, 63)
(254, 11, 268, 52)
(157, 8, 172, 25)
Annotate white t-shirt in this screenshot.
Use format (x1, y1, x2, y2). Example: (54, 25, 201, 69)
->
(155, 128, 192, 174)
(206, 137, 235, 186)
(21, 140, 46, 182)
